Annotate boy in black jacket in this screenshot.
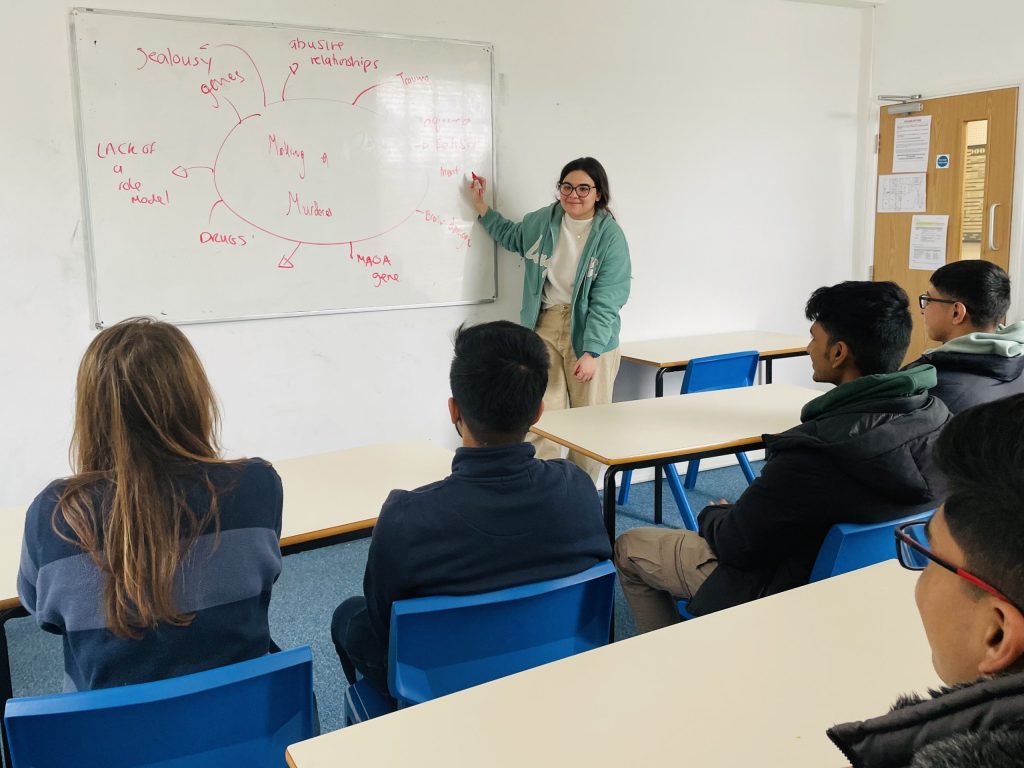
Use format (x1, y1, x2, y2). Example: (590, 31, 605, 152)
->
(615, 281, 948, 631)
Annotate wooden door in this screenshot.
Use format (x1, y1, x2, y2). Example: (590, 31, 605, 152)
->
(873, 87, 1017, 361)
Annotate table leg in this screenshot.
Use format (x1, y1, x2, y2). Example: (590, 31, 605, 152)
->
(603, 467, 619, 544)
(766, 358, 774, 384)
(653, 369, 667, 525)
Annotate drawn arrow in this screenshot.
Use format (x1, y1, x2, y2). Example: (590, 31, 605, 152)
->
(278, 242, 301, 269)
(281, 62, 300, 101)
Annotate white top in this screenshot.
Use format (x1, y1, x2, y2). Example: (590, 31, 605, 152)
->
(285, 561, 941, 768)
(541, 215, 592, 307)
(1, 442, 455, 607)
(620, 330, 810, 368)
(531, 383, 819, 465)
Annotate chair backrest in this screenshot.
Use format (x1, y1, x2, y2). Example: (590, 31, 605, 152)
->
(4, 646, 315, 768)
(387, 561, 616, 707)
(680, 350, 760, 394)
(809, 510, 936, 582)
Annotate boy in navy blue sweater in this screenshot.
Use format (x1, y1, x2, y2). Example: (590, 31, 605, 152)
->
(331, 321, 611, 695)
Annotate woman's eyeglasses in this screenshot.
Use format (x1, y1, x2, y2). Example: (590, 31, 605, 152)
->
(558, 182, 594, 198)
(895, 521, 1019, 610)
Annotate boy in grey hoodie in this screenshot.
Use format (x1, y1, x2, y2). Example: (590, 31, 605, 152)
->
(907, 260, 1024, 414)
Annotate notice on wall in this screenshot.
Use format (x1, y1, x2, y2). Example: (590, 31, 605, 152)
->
(877, 173, 926, 213)
(893, 115, 932, 173)
(909, 214, 949, 271)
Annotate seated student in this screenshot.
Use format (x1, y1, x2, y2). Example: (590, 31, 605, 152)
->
(332, 320, 611, 695)
(906, 259, 1024, 414)
(828, 395, 1024, 767)
(18, 318, 283, 692)
(615, 281, 948, 632)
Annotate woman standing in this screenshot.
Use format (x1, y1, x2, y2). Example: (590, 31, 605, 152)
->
(469, 157, 631, 480)
(18, 318, 283, 691)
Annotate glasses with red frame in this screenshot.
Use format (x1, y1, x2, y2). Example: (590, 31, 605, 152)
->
(895, 521, 1020, 610)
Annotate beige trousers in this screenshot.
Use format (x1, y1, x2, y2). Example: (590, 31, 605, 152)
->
(529, 305, 621, 482)
(614, 527, 719, 634)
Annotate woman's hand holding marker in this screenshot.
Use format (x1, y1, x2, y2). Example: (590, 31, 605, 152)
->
(467, 172, 488, 217)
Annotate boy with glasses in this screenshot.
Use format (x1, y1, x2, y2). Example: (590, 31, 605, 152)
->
(828, 394, 1024, 766)
(908, 260, 1024, 414)
(615, 282, 948, 630)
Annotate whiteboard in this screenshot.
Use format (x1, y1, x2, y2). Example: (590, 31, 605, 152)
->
(69, 9, 496, 325)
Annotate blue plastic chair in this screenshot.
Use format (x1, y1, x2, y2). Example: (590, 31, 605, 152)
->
(4, 646, 316, 768)
(676, 510, 935, 618)
(809, 509, 936, 582)
(345, 561, 616, 724)
(618, 351, 760, 530)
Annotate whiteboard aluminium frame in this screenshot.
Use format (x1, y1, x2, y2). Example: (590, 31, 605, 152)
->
(68, 7, 498, 328)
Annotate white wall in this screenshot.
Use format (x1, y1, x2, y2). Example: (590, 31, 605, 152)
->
(0, 0, 867, 506)
(863, 0, 1024, 318)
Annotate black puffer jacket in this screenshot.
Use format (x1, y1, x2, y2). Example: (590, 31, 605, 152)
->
(828, 671, 1024, 767)
(904, 351, 1024, 415)
(687, 391, 949, 615)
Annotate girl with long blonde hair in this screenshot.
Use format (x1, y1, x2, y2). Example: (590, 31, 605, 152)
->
(18, 318, 283, 691)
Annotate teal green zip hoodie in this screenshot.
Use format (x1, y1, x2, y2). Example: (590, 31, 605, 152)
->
(479, 203, 631, 356)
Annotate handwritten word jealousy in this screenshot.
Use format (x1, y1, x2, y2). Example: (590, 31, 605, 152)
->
(268, 133, 306, 179)
(286, 192, 332, 218)
(136, 47, 212, 72)
(421, 210, 471, 248)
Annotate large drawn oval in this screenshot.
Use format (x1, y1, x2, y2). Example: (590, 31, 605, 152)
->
(214, 98, 431, 245)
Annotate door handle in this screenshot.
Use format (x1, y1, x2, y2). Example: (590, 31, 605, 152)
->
(988, 203, 1001, 251)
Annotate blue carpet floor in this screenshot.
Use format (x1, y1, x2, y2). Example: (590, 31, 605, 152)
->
(5, 461, 760, 735)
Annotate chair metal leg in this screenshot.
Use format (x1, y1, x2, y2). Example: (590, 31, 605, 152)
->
(683, 459, 700, 489)
(664, 464, 698, 531)
(737, 452, 756, 484)
(617, 470, 633, 505)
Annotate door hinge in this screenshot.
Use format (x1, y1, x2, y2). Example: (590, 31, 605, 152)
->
(875, 134, 880, 154)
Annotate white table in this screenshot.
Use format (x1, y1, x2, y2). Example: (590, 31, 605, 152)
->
(0, 441, 454, 764)
(620, 332, 810, 518)
(275, 441, 455, 548)
(620, 330, 810, 395)
(531, 384, 820, 537)
(286, 561, 941, 768)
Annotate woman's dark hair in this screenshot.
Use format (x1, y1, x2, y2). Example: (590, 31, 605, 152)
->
(558, 157, 612, 215)
(450, 321, 549, 445)
(930, 260, 1011, 327)
(804, 281, 912, 375)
